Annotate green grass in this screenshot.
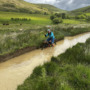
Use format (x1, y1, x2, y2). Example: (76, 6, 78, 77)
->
(63, 19, 86, 24)
(0, 11, 90, 57)
(0, 11, 88, 25)
(17, 38, 90, 90)
(71, 6, 90, 13)
(0, 24, 90, 57)
(37, 4, 66, 13)
(0, 11, 51, 25)
(86, 13, 90, 16)
(0, 0, 49, 14)
(0, 0, 66, 14)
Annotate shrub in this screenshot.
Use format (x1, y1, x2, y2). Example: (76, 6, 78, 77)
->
(50, 15, 55, 20)
(44, 62, 59, 76)
(54, 13, 62, 17)
(53, 18, 63, 24)
(11, 18, 31, 21)
(75, 15, 86, 19)
(44, 12, 48, 15)
(61, 13, 66, 19)
(80, 15, 86, 19)
(86, 16, 90, 22)
(75, 15, 80, 19)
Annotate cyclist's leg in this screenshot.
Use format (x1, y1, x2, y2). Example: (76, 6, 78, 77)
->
(51, 38, 55, 46)
(47, 38, 51, 43)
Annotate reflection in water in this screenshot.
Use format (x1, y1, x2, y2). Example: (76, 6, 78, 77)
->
(0, 32, 90, 90)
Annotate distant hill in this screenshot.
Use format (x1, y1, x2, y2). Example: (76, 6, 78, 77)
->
(37, 4, 66, 13)
(71, 6, 90, 13)
(0, 0, 65, 14)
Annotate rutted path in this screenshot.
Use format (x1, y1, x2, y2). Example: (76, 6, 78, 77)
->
(0, 32, 90, 90)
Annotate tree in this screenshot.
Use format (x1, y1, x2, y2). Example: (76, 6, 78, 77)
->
(55, 13, 62, 17)
(50, 15, 55, 20)
(44, 12, 48, 15)
(53, 18, 63, 24)
(75, 15, 80, 19)
(80, 15, 86, 19)
(61, 13, 66, 19)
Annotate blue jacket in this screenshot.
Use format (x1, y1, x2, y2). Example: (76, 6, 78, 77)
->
(46, 32, 55, 39)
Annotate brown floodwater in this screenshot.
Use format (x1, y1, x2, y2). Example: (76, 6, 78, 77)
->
(0, 32, 90, 90)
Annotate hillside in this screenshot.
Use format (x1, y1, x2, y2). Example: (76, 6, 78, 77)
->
(0, 0, 65, 14)
(37, 4, 66, 13)
(0, 0, 49, 14)
(71, 6, 90, 13)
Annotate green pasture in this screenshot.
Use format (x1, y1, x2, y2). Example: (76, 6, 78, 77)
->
(0, 11, 88, 25)
(0, 11, 51, 25)
(0, 24, 90, 56)
(85, 13, 90, 16)
(63, 19, 86, 24)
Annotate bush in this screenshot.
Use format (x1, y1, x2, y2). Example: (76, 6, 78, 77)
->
(53, 18, 63, 24)
(44, 62, 59, 76)
(80, 15, 86, 19)
(75, 15, 86, 19)
(86, 16, 90, 22)
(44, 12, 48, 15)
(61, 13, 66, 19)
(54, 13, 62, 17)
(75, 15, 80, 19)
(11, 18, 31, 21)
(50, 15, 55, 20)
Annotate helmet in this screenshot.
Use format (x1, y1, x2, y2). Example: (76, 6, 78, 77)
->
(47, 29, 51, 32)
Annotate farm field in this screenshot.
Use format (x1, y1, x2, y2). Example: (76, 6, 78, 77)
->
(63, 19, 85, 24)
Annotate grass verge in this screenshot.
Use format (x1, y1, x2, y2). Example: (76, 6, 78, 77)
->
(17, 38, 90, 90)
(0, 24, 90, 62)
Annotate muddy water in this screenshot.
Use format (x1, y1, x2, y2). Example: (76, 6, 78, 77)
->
(0, 32, 90, 90)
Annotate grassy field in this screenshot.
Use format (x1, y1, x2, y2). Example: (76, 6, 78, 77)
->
(0, 0, 66, 14)
(85, 13, 90, 16)
(37, 4, 66, 13)
(0, 24, 90, 57)
(0, 0, 49, 14)
(0, 11, 90, 60)
(71, 6, 90, 13)
(0, 11, 88, 25)
(63, 19, 85, 24)
(0, 11, 51, 25)
(17, 38, 90, 90)
(0, 11, 90, 59)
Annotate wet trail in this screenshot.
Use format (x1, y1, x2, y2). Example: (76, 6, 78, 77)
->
(0, 32, 90, 90)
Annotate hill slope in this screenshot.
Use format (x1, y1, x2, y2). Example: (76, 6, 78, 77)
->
(71, 6, 90, 13)
(0, 0, 49, 14)
(0, 0, 65, 14)
(37, 4, 66, 13)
